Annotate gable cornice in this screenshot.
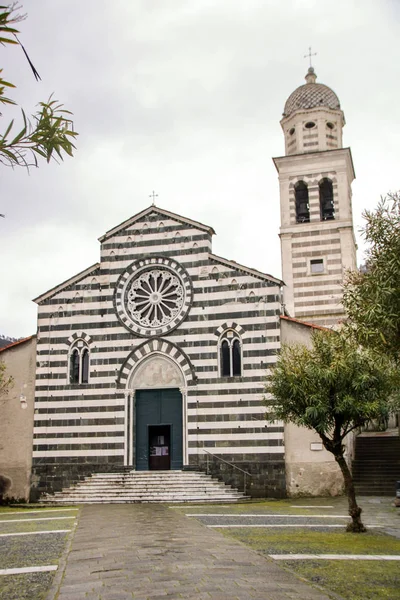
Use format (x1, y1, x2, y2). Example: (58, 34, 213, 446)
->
(33, 263, 100, 305)
(98, 205, 215, 243)
(209, 253, 283, 286)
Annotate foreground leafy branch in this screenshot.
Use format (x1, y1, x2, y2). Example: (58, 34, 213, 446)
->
(265, 330, 399, 532)
(0, 3, 77, 169)
(343, 192, 400, 362)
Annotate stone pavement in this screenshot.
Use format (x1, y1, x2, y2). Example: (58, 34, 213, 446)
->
(50, 504, 333, 600)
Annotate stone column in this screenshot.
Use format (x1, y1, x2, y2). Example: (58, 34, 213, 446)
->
(180, 387, 188, 466)
(123, 389, 135, 467)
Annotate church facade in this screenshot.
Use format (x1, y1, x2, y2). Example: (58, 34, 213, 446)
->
(31, 207, 286, 497)
(27, 67, 357, 499)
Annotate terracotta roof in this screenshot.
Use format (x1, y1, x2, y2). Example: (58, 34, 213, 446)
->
(283, 69, 340, 117)
(0, 335, 36, 353)
(280, 315, 330, 331)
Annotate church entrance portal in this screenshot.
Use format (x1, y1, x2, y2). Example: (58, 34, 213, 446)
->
(135, 389, 183, 471)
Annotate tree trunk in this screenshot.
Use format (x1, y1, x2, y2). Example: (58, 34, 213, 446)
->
(334, 452, 366, 533)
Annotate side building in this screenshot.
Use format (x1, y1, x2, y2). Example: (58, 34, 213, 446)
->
(0, 336, 36, 501)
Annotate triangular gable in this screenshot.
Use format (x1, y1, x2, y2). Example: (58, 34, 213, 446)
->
(33, 263, 100, 304)
(209, 253, 283, 286)
(98, 205, 216, 243)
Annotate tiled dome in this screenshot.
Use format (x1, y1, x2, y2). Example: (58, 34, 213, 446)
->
(283, 68, 340, 117)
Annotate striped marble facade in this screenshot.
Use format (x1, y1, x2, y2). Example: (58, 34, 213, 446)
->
(287, 171, 345, 325)
(32, 206, 285, 497)
(275, 146, 357, 328)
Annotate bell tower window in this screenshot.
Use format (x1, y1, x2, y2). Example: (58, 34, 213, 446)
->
(295, 181, 310, 223)
(319, 178, 335, 221)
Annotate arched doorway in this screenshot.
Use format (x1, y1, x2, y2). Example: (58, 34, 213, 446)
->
(125, 354, 187, 471)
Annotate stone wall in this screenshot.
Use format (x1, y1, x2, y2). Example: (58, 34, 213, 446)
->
(30, 457, 125, 501)
(0, 337, 36, 501)
(280, 318, 345, 497)
(193, 454, 286, 498)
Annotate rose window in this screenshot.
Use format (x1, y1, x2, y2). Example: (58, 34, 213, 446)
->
(127, 269, 184, 328)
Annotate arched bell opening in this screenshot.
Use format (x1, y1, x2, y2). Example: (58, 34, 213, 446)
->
(294, 181, 310, 223)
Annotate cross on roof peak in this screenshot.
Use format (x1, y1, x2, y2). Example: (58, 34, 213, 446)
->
(149, 190, 158, 206)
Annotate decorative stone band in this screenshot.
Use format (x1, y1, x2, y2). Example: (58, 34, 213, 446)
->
(67, 331, 93, 345)
(214, 321, 246, 337)
(116, 337, 197, 388)
(114, 256, 193, 337)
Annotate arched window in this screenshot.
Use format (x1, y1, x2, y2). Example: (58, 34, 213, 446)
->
(295, 181, 310, 223)
(69, 340, 90, 384)
(70, 349, 80, 384)
(232, 339, 241, 376)
(319, 178, 335, 220)
(221, 340, 231, 377)
(219, 331, 242, 377)
(81, 348, 89, 384)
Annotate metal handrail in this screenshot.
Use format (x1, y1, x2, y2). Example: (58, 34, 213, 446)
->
(202, 449, 251, 495)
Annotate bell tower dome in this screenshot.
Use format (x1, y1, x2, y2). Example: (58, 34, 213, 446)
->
(273, 68, 357, 327)
(282, 68, 344, 156)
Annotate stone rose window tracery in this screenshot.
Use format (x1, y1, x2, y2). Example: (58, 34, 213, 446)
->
(115, 257, 193, 337)
(127, 269, 184, 328)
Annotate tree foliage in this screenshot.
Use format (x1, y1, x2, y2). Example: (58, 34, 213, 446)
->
(0, 4, 77, 168)
(0, 361, 13, 399)
(343, 192, 400, 361)
(265, 329, 398, 532)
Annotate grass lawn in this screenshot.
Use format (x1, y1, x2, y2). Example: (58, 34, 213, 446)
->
(220, 528, 400, 600)
(0, 505, 78, 513)
(173, 498, 339, 513)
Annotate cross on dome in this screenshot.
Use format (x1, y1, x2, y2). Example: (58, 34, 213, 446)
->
(304, 46, 317, 68)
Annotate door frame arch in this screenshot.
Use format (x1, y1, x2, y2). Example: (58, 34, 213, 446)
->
(123, 352, 188, 468)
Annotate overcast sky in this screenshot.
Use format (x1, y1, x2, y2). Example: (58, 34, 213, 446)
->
(1, 0, 399, 338)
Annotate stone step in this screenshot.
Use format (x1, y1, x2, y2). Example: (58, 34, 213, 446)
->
(60, 487, 234, 494)
(46, 491, 244, 498)
(52, 489, 241, 497)
(89, 474, 213, 480)
(62, 479, 234, 487)
(41, 496, 245, 506)
(42, 470, 247, 504)
(355, 489, 397, 496)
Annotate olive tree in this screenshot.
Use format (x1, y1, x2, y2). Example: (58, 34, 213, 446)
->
(343, 192, 400, 362)
(265, 330, 398, 532)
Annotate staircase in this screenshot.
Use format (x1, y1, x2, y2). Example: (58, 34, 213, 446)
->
(352, 433, 400, 496)
(41, 470, 248, 504)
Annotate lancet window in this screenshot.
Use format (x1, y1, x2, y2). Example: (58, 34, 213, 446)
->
(69, 340, 90, 384)
(219, 330, 242, 377)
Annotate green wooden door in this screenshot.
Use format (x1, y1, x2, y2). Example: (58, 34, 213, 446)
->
(135, 388, 183, 470)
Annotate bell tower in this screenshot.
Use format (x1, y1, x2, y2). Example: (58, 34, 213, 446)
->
(273, 67, 357, 327)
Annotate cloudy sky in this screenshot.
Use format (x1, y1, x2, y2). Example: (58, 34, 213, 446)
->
(1, 0, 399, 338)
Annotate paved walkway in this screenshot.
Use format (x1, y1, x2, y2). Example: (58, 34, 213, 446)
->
(51, 505, 333, 600)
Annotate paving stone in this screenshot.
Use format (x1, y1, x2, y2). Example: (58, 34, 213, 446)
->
(50, 504, 335, 600)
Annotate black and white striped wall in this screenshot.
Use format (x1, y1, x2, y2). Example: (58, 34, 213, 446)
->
(31, 206, 285, 497)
